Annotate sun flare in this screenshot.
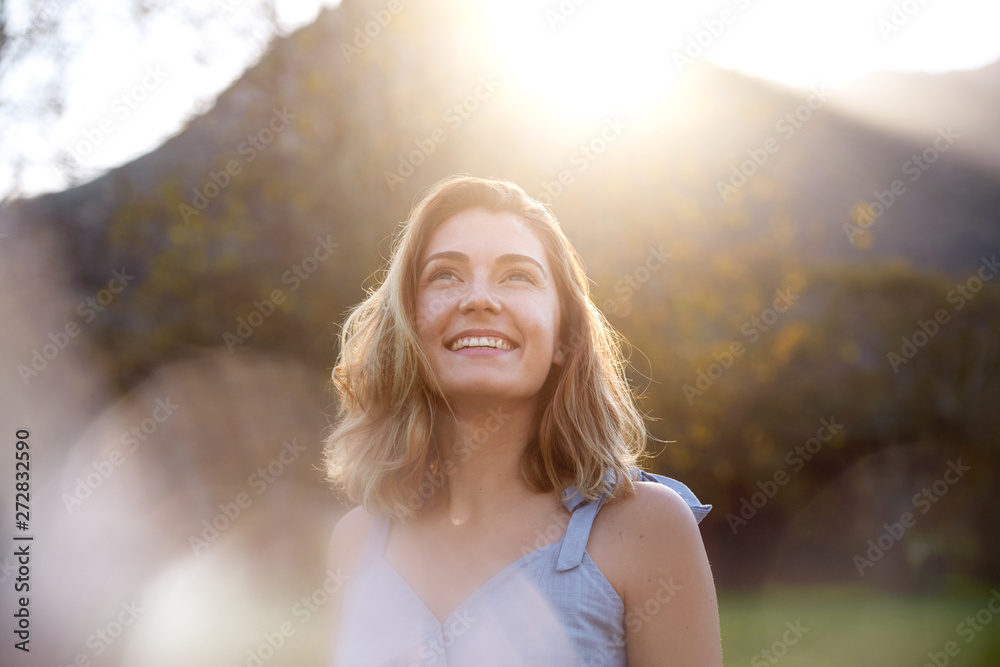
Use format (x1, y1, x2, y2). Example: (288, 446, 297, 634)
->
(481, 1, 702, 120)
(476, 0, 1000, 120)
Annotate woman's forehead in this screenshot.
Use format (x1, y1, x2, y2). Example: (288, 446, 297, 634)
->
(420, 208, 550, 265)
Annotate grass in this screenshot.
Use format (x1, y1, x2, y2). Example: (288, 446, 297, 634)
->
(719, 585, 1000, 666)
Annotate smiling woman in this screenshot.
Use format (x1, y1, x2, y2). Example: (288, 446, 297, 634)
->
(323, 175, 721, 666)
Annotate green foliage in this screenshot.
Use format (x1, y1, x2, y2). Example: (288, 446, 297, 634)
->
(721, 586, 1000, 666)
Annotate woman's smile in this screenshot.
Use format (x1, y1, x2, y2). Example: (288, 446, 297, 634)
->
(446, 330, 518, 352)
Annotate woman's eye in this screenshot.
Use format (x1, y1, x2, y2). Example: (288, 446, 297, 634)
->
(506, 270, 536, 283)
(431, 269, 457, 281)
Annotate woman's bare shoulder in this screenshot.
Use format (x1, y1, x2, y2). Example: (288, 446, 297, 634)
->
(327, 505, 375, 579)
(589, 481, 707, 601)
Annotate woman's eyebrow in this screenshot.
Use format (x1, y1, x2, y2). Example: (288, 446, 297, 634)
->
(496, 253, 548, 279)
(421, 251, 548, 279)
(422, 250, 467, 269)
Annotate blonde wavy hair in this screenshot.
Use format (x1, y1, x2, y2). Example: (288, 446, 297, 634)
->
(324, 175, 648, 519)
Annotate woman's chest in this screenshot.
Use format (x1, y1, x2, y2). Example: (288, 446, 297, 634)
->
(336, 552, 626, 666)
(383, 528, 546, 622)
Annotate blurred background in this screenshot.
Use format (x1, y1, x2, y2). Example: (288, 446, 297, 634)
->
(1, 0, 999, 664)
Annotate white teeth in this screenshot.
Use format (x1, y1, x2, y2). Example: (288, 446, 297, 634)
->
(449, 337, 513, 351)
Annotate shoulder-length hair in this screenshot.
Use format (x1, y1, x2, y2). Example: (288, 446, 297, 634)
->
(324, 175, 647, 519)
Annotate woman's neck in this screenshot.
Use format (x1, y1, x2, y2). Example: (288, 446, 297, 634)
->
(428, 397, 543, 526)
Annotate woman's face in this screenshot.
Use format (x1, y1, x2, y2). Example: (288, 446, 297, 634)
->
(414, 207, 564, 407)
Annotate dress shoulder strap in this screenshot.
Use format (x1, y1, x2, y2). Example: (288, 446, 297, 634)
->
(554, 467, 713, 572)
(555, 494, 607, 572)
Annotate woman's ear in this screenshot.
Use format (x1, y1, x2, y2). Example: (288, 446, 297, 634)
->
(553, 340, 566, 366)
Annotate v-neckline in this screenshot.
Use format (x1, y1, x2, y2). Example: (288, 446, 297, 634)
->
(377, 519, 566, 627)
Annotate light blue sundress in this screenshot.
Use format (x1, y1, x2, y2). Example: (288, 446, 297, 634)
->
(333, 468, 711, 666)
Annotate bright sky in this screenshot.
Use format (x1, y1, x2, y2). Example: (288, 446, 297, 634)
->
(2, 0, 998, 199)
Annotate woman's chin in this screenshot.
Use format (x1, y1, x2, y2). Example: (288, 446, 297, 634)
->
(440, 384, 536, 406)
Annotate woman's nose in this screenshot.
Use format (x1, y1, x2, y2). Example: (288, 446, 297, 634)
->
(460, 276, 501, 314)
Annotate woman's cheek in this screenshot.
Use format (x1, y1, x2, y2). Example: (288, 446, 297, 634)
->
(415, 293, 449, 334)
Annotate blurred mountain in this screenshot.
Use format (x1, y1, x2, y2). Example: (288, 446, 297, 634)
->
(833, 61, 1000, 175)
(0, 0, 995, 402)
(7, 0, 996, 303)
